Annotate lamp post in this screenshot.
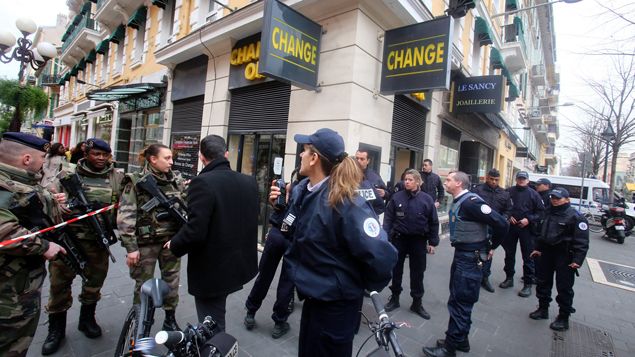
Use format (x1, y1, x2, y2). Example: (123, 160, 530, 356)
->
(0, 18, 57, 82)
(601, 122, 615, 183)
(491, 0, 583, 19)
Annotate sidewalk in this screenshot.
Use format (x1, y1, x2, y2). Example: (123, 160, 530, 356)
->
(28, 230, 635, 356)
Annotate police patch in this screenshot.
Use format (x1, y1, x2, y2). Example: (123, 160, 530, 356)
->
(578, 222, 588, 231)
(480, 204, 492, 214)
(363, 217, 381, 238)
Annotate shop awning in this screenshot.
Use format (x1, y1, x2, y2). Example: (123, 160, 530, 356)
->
(72, 14, 83, 26)
(80, 1, 92, 15)
(87, 83, 165, 101)
(70, 65, 79, 77)
(85, 49, 97, 64)
(96, 39, 110, 54)
(127, 6, 148, 30)
(77, 58, 86, 71)
(506, 0, 518, 11)
(513, 16, 524, 35)
(475, 17, 493, 47)
(61, 27, 73, 42)
(152, 0, 169, 9)
(506, 82, 520, 101)
(108, 25, 126, 44)
(88, 0, 97, 3)
(490, 47, 504, 69)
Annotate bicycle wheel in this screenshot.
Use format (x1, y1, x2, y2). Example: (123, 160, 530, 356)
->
(584, 213, 604, 233)
(114, 306, 138, 357)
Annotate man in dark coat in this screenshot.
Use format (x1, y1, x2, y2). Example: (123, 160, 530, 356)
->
(420, 159, 445, 208)
(168, 134, 259, 330)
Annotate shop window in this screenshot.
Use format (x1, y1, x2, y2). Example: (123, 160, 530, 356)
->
(438, 123, 461, 173)
(159, 1, 176, 45)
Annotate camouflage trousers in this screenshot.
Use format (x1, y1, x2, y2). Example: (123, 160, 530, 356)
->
(130, 243, 181, 310)
(0, 264, 45, 357)
(46, 239, 109, 313)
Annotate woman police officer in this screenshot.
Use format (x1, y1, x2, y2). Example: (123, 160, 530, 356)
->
(116, 144, 187, 331)
(269, 128, 397, 357)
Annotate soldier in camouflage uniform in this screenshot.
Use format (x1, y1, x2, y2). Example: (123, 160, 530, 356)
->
(117, 143, 187, 332)
(42, 138, 124, 354)
(0, 132, 66, 357)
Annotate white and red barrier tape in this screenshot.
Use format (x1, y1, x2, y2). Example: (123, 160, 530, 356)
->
(0, 203, 118, 248)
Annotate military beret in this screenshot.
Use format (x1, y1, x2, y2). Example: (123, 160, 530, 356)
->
(85, 138, 112, 153)
(1, 132, 50, 152)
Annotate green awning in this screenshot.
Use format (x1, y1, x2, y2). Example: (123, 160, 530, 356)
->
(96, 39, 110, 54)
(87, 83, 165, 101)
(72, 14, 83, 26)
(506, 0, 518, 11)
(490, 47, 504, 69)
(88, 0, 97, 3)
(127, 6, 148, 30)
(475, 17, 493, 47)
(77, 58, 86, 71)
(108, 24, 126, 44)
(152, 0, 168, 9)
(80, 1, 92, 15)
(70, 65, 79, 77)
(61, 29, 71, 42)
(514, 16, 524, 35)
(507, 82, 519, 101)
(85, 49, 97, 63)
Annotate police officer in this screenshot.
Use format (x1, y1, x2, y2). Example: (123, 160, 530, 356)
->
(501, 171, 545, 297)
(529, 187, 589, 331)
(271, 128, 397, 357)
(117, 144, 187, 332)
(355, 149, 387, 215)
(383, 169, 438, 319)
(419, 159, 445, 208)
(422, 171, 508, 357)
(0, 132, 66, 356)
(535, 178, 552, 210)
(470, 168, 512, 293)
(42, 138, 124, 354)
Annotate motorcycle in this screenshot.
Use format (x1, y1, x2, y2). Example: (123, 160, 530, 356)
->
(600, 197, 631, 244)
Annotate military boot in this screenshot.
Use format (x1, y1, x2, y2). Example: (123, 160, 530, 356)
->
(42, 311, 66, 355)
(518, 283, 533, 297)
(384, 294, 400, 312)
(78, 303, 102, 338)
(163, 310, 181, 332)
(244, 312, 256, 330)
(529, 306, 549, 320)
(550, 314, 570, 331)
(410, 298, 431, 320)
(499, 277, 514, 289)
(287, 295, 295, 314)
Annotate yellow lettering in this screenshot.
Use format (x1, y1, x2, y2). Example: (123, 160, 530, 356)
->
(256, 41, 260, 60)
(245, 62, 257, 80)
(387, 51, 395, 70)
(436, 42, 445, 64)
(394, 49, 403, 69)
(424, 44, 436, 65)
(230, 48, 238, 65)
(413, 46, 424, 67)
(237, 46, 246, 65)
(311, 45, 316, 65)
(404, 48, 413, 68)
(287, 33, 295, 55)
(279, 31, 288, 51)
(246, 43, 256, 62)
(272, 27, 280, 50)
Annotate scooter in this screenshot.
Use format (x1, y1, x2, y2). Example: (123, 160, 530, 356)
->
(600, 198, 630, 244)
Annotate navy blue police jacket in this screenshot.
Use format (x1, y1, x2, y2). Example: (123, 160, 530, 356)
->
(383, 189, 439, 246)
(507, 185, 545, 223)
(452, 191, 509, 251)
(284, 177, 398, 301)
(471, 183, 512, 218)
(536, 203, 589, 266)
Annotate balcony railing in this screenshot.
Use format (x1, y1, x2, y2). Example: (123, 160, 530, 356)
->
(61, 15, 96, 54)
(39, 74, 61, 86)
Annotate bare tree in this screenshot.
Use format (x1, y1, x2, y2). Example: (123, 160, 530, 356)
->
(588, 0, 635, 57)
(563, 114, 611, 177)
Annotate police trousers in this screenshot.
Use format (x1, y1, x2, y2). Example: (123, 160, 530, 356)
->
(535, 243, 576, 315)
(502, 225, 536, 283)
(298, 297, 363, 357)
(389, 236, 427, 298)
(445, 250, 482, 347)
(47, 239, 109, 313)
(245, 227, 294, 323)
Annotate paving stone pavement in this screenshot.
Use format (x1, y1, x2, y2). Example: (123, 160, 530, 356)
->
(27, 230, 635, 357)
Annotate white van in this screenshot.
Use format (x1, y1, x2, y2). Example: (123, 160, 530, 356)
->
(527, 173, 635, 229)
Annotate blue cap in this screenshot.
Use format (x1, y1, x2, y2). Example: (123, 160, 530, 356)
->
(536, 178, 551, 185)
(549, 187, 569, 199)
(294, 128, 347, 164)
(1, 132, 50, 152)
(516, 171, 529, 179)
(85, 138, 111, 153)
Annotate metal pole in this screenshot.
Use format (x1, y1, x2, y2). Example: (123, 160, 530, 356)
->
(580, 152, 587, 213)
(603, 139, 609, 182)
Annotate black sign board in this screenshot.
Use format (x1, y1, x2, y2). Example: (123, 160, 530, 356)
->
(229, 33, 273, 90)
(380, 16, 453, 94)
(259, 0, 322, 90)
(171, 133, 200, 179)
(450, 75, 504, 113)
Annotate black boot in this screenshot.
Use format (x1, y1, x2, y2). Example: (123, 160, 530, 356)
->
(385, 294, 400, 312)
(287, 295, 295, 314)
(163, 310, 181, 331)
(42, 311, 66, 355)
(244, 312, 256, 330)
(78, 303, 102, 338)
(529, 306, 549, 320)
(518, 283, 532, 298)
(436, 338, 470, 353)
(499, 278, 514, 289)
(271, 321, 290, 339)
(481, 277, 495, 293)
(410, 298, 430, 320)
(550, 314, 570, 331)
(422, 345, 456, 357)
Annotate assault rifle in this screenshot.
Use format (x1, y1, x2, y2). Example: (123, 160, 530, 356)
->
(10, 192, 88, 281)
(60, 173, 118, 263)
(136, 174, 188, 225)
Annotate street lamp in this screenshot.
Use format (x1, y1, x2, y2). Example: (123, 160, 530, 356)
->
(601, 122, 615, 183)
(0, 18, 57, 82)
(492, 0, 583, 18)
(76, 79, 102, 89)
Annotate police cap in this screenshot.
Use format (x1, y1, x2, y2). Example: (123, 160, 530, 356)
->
(516, 171, 529, 179)
(85, 138, 112, 153)
(294, 128, 347, 164)
(549, 187, 570, 199)
(1, 132, 50, 152)
(536, 178, 551, 186)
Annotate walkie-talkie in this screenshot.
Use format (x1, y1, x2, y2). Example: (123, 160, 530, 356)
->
(272, 157, 286, 210)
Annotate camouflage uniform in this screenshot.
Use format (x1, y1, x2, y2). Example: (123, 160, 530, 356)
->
(117, 165, 186, 310)
(0, 162, 60, 357)
(46, 158, 124, 313)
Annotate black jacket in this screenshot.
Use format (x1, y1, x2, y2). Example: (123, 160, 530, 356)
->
(383, 189, 439, 246)
(537, 203, 589, 265)
(471, 183, 512, 219)
(419, 171, 445, 202)
(507, 185, 545, 223)
(170, 158, 259, 298)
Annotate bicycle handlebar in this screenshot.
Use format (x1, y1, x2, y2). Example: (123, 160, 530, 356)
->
(369, 291, 405, 357)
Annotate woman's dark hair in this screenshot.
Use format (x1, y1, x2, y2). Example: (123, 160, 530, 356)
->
(138, 143, 170, 163)
(71, 141, 85, 155)
(48, 143, 65, 156)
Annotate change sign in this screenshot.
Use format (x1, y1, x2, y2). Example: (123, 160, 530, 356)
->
(260, 0, 322, 90)
(380, 16, 453, 94)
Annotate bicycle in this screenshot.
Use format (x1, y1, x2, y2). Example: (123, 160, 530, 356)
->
(579, 203, 604, 233)
(356, 291, 406, 357)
